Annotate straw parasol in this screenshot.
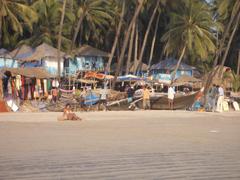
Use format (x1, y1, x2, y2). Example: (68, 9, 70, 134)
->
(21, 43, 65, 62)
(72, 45, 109, 57)
(0, 67, 55, 79)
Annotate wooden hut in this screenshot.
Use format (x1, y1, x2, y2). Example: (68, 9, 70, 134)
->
(66, 45, 109, 75)
(20, 43, 65, 75)
(150, 58, 197, 80)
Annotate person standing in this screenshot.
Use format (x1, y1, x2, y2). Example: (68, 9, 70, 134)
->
(98, 85, 109, 111)
(168, 86, 175, 110)
(127, 85, 134, 103)
(216, 85, 224, 113)
(210, 84, 218, 112)
(142, 85, 151, 110)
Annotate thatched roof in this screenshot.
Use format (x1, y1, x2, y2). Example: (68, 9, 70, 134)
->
(0, 48, 8, 56)
(202, 66, 233, 86)
(72, 45, 109, 57)
(22, 43, 65, 62)
(76, 79, 98, 84)
(173, 75, 202, 86)
(0, 67, 54, 78)
(9, 45, 34, 60)
(129, 63, 148, 72)
(0, 48, 12, 59)
(151, 58, 196, 71)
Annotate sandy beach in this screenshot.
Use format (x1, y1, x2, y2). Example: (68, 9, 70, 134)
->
(0, 111, 240, 179)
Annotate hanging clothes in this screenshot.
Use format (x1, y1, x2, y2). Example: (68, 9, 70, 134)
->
(43, 79, 48, 95)
(37, 79, 41, 87)
(52, 79, 59, 88)
(47, 79, 52, 91)
(15, 75, 21, 91)
(7, 79, 12, 96)
(21, 76, 25, 100)
(27, 84, 32, 100)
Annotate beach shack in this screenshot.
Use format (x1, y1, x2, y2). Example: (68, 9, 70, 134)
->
(150, 58, 196, 83)
(20, 43, 65, 75)
(0, 47, 27, 68)
(66, 45, 109, 75)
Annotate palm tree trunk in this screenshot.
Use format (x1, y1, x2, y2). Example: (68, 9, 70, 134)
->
(134, 0, 160, 74)
(107, 0, 126, 73)
(204, 2, 240, 96)
(57, 0, 67, 78)
(112, 1, 144, 88)
(237, 50, 240, 76)
(125, 23, 135, 75)
(148, 11, 160, 71)
(71, 12, 85, 50)
(171, 45, 186, 82)
(133, 23, 139, 74)
(0, 16, 2, 47)
(213, 1, 240, 67)
(219, 11, 240, 78)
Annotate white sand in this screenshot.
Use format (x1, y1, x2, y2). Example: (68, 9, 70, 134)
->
(0, 111, 240, 179)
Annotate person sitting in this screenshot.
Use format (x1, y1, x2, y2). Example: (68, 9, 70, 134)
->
(60, 104, 81, 121)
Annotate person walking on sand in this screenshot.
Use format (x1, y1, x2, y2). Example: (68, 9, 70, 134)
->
(59, 104, 81, 121)
(143, 85, 151, 110)
(168, 85, 175, 110)
(216, 85, 224, 113)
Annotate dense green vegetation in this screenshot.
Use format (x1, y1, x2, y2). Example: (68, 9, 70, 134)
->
(0, 0, 239, 78)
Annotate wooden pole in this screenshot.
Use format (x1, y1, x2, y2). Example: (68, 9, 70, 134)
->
(237, 49, 240, 76)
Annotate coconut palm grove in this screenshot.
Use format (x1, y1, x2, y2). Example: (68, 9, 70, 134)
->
(0, 0, 240, 113)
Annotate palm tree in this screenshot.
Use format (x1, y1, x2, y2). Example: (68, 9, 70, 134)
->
(147, 11, 160, 70)
(134, 0, 161, 74)
(0, 0, 37, 47)
(204, 0, 240, 91)
(21, 0, 74, 49)
(161, 0, 219, 81)
(70, 0, 113, 50)
(107, 0, 126, 73)
(57, 0, 67, 77)
(112, 0, 144, 88)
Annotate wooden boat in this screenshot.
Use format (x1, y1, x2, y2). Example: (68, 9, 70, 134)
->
(137, 92, 198, 110)
(108, 92, 199, 110)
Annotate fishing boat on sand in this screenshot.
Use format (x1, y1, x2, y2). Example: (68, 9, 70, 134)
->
(108, 91, 199, 110)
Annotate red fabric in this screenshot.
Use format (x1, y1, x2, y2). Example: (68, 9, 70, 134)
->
(0, 101, 8, 112)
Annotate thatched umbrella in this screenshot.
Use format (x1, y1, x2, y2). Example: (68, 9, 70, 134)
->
(1, 67, 55, 79)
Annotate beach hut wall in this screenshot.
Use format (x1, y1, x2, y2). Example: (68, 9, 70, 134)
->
(0, 49, 18, 68)
(17, 43, 66, 75)
(66, 45, 110, 75)
(150, 58, 197, 80)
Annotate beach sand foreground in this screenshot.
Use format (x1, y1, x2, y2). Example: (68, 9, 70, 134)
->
(0, 111, 240, 179)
